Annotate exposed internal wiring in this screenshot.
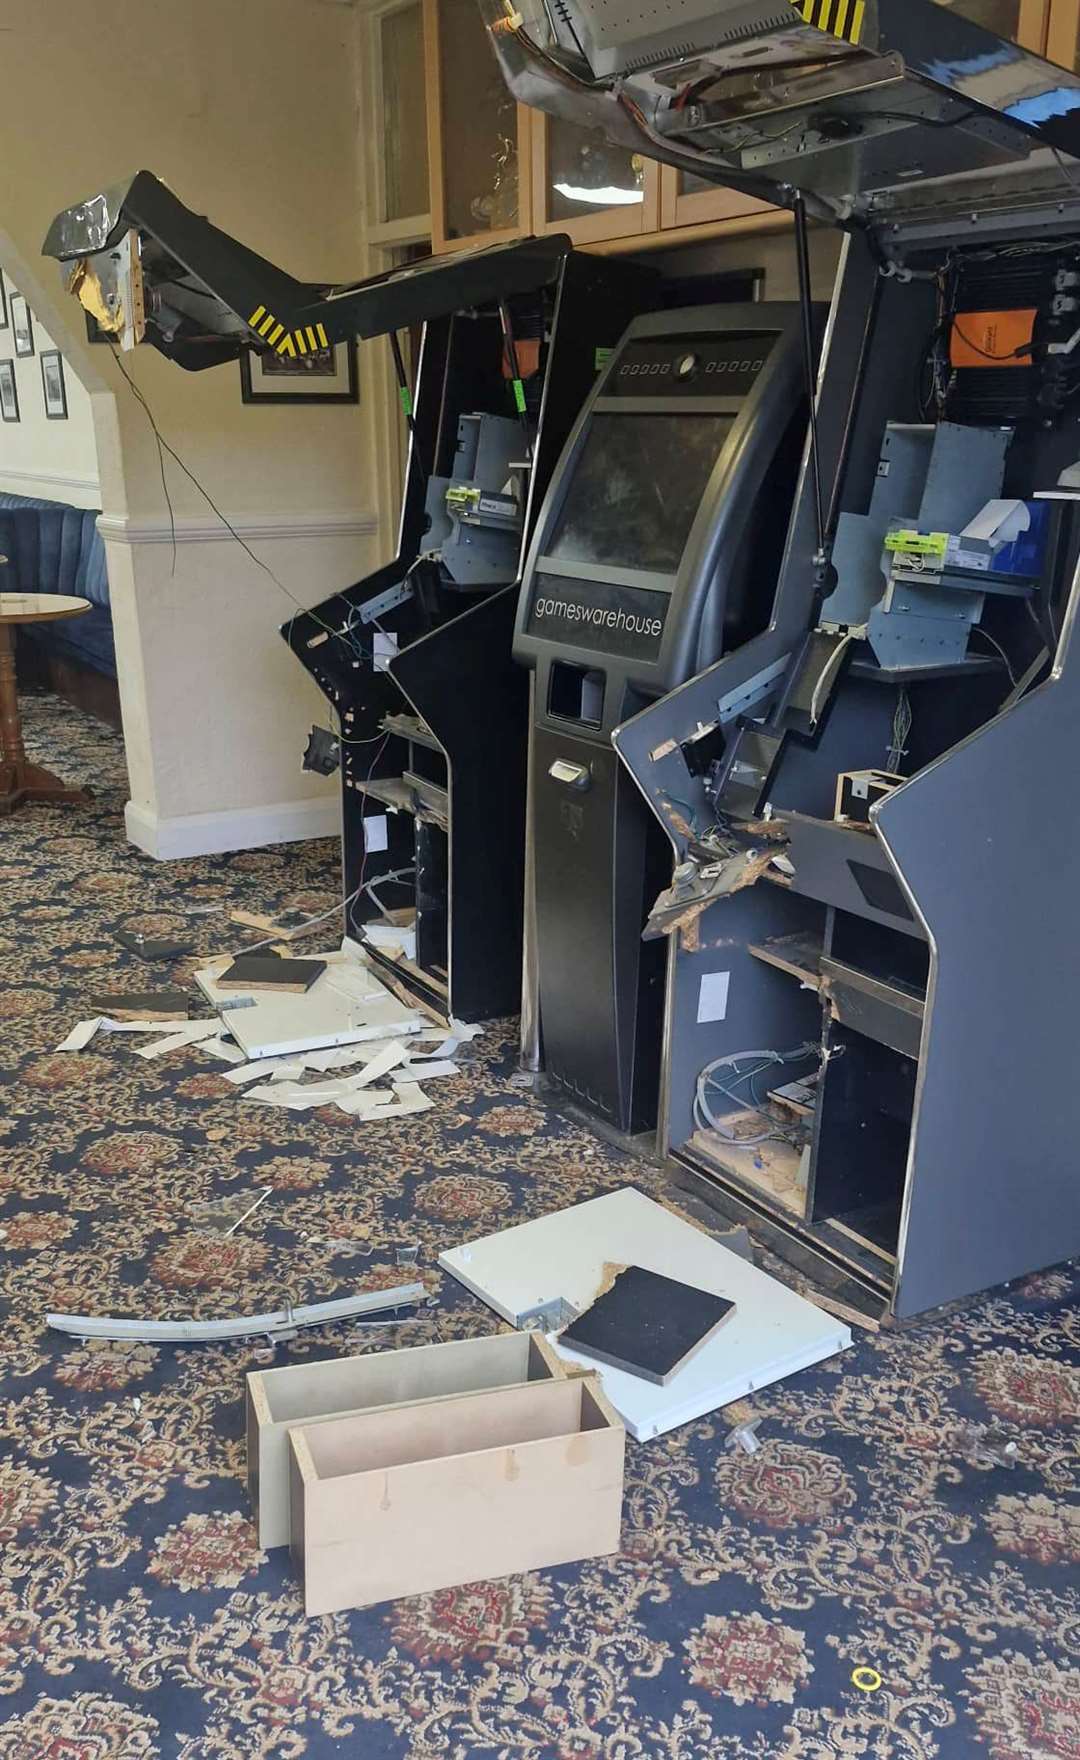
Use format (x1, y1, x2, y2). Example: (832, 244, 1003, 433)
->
(109, 345, 177, 575)
(694, 1044, 819, 1147)
(229, 882, 369, 958)
(810, 631, 855, 726)
(970, 624, 1019, 687)
(949, 317, 1033, 363)
(108, 344, 375, 663)
(886, 687, 912, 774)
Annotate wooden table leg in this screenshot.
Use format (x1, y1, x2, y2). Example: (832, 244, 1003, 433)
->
(0, 623, 25, 766)
(0, 622, 92, 812)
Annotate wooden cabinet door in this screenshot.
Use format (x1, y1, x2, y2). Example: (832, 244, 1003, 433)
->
(424, 0, 530, 250)
(531, 113, 660, 244)
(1046, 0, 1080, 62)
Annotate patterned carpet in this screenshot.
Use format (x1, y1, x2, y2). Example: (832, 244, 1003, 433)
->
(0, 692, 1077, 1760)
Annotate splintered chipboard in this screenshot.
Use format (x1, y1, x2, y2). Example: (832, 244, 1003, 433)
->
(195, 950, 423, 1059)
(288, 1375, 624, 1615)
(247, 1331, 565, 1548)
(439, 1187, 852, 1441)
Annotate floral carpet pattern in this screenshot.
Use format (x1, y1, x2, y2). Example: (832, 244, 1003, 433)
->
(0, 694, 1077, 1760)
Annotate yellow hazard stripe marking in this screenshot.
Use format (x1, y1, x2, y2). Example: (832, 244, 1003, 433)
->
(789, 0, 861, 41)
(306, 326, 318, 352)
(277, 334, 296, 357)
(295, 329, 308, 355)
(316, 322, 328, 349)
(268, 322, 284, 346)
(249, 304, 266, 327)
(258, 313, 276, 337)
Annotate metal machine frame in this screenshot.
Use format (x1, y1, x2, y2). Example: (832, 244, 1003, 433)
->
(485, 0, 1080, 1315)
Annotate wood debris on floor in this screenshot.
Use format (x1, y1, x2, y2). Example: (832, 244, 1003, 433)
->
(56, 937, 481, 1119)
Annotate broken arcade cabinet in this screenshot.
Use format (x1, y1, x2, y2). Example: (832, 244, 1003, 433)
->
(42, 174, 654, 1021)
(515, 301, 818, 1133)
(487, 0, 1080, 1314)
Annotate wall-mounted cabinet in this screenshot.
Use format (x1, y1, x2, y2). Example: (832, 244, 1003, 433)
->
(424, 0, 529, 249)
(659, 168, 776, 236)
(530, 116, 660, 244)
(365, 0, 1079, 260)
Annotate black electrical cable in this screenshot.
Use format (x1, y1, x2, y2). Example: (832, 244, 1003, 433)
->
(108, 342, 374, 663)
(109, 344, 177, 576)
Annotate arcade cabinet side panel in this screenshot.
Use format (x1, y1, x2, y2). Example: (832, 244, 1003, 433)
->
(391, 586, 528, 1022)
(876, 640, 1080, 1319)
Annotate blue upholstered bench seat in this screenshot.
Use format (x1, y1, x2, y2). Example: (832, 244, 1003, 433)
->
(0, 493, 115, 680)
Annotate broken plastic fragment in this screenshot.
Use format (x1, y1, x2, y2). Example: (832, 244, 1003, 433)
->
(956, 1421, 1019, 1469)
(724, 1418, 764, 1455)
(189, 1187, 272, 1238)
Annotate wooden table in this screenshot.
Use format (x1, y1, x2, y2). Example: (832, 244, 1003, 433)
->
(0, 593, 94, 813)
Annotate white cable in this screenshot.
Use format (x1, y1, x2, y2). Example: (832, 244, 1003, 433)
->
(810, 632, 855, 726)
(694, 1044, 818, 1146)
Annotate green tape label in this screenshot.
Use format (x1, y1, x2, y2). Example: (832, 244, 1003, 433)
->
(512, 377, 526, 414)
(594, 346, 613, 372)
(398, 386, 413, 418)
(884, 529, 948, 559)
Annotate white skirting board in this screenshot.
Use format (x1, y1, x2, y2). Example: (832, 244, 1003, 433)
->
(439, 1187, 852, 1442)
(124, 795, 341, 861)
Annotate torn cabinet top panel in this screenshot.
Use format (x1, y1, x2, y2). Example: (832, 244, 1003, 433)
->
(480, 0, 1080, 249)
(42, 170, 571, 370)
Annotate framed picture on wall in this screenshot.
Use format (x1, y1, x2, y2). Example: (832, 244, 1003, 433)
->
(10, 294, 33, 357)
(0, 272, 8, 331)
(239, 338, 358, 405)
(0, 361, 18, 423)
(40, 350, 68, 420)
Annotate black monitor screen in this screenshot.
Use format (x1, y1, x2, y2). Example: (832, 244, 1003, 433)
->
(546, 413, 733, 576)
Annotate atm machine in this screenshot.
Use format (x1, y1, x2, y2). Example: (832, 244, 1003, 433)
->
(488, 0, 1080, 1313)
(515, 304, 816, 1131)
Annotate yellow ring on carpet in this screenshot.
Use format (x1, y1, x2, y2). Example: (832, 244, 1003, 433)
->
(851, 1667, 883, 1693)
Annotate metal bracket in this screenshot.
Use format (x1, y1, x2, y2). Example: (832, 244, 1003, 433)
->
(515, 1296, 579, 1331)
(46, 1281, 426, 1345)
(357, 579, 413, 625)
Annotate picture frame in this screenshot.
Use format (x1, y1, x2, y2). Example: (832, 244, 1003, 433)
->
(0, 361, 18, 424)
(239, 337, 358, 405)
(10, 294, 33, 357)
(40, 350, 68, 420)
(0, 272, 8, 332)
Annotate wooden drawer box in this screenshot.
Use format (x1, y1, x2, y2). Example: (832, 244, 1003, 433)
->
(289, 1374, 624, 1614)
(247, 1330, 564, 1548)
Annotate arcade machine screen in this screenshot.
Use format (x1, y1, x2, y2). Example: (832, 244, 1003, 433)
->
(547, 413, 734, 575)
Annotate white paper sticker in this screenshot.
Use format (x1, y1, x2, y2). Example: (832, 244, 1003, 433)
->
(363, 814, 389, 853)
(373, 632, 399, 672)
(697, 971, 731, 1024)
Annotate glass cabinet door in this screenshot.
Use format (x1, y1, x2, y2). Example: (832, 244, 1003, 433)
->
(1044, 0, 1080, 62)
(428, 0, 524, 246)
(534, 117, 656, 241)
(660, 166, 776, 233)
(379, 3, 430, 226)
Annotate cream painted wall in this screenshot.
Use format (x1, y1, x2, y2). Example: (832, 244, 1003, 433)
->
(0, 0, 384, 856)
(0, 284, 100, 507)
